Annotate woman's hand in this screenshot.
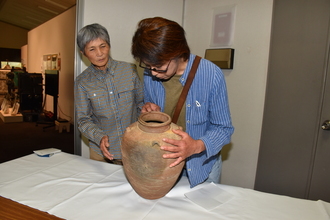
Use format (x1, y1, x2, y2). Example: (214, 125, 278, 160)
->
(161, 129, 206, 167)
(141, 102, 161, 113)
(100, 135, 114, 160)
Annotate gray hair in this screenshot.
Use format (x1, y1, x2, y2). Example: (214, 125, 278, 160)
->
(77, 23, 111, 53)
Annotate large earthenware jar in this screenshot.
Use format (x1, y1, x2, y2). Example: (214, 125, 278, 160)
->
(121, 111, 185, 200)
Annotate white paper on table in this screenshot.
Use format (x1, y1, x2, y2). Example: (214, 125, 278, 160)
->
(33, 148, 62, 157)
(184, 182, 233, 211)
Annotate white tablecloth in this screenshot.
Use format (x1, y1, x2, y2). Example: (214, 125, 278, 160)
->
(0, 152, 329, 220)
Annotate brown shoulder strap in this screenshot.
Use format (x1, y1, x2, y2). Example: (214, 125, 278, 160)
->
(172, 56, 201, 124)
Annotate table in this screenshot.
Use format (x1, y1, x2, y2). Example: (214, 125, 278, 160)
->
(0, 196, 64, 219)
(0, 152, 329, 220)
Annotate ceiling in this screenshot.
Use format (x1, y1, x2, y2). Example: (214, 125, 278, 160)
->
(0, 0, 76, 30)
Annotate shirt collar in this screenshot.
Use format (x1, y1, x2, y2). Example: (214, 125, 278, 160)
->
(179, 53, 195, 85)
(91, 56, 116, 79)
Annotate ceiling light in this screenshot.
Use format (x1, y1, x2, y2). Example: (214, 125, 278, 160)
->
(38, 6, 59, 15)
(45, 0, 69, 10)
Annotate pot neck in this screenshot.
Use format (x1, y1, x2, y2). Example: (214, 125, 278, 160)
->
(137, 111, 171, 133)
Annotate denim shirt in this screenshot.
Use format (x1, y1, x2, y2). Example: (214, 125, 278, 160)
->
(143, 54, 234, 187)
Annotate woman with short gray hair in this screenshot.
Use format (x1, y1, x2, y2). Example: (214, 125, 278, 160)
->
(77, 23, 110, 54)
(75, 23, 144, 165)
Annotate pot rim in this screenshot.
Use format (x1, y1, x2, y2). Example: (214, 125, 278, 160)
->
(137, 111, 171, 133)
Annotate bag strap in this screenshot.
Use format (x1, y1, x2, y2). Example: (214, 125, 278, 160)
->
(172, 56, 201, 124)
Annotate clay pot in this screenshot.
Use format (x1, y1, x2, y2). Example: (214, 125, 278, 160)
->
(121, 111, 185, 200)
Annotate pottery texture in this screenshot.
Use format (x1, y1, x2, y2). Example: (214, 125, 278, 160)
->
(121, 111, 185, 200)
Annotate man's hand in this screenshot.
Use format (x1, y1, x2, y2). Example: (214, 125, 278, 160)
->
(141, 102, 161, 113)
(100, 136, 114, 160)
(161, 129, 206, 167)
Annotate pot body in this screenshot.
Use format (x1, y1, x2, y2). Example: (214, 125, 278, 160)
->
(121, 111, 185, 200)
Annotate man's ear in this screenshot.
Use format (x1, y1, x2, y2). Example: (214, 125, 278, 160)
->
(80, 51, 84, 56)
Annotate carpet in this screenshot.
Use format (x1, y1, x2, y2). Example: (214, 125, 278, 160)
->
(0, 119, 74, 163)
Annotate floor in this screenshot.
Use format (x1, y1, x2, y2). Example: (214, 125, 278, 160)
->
(0, 117, 74, 163)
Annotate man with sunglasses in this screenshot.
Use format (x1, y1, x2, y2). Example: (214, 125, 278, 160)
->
(131, 17, 234, 188)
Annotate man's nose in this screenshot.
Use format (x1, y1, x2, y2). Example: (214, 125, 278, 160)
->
(151, 70, 158, 77)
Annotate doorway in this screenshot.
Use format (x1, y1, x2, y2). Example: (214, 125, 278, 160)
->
(255, 0, 330, 202)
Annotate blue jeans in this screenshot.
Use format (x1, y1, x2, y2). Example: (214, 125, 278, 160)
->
(206, 154, 222, 183)
(181, 154, 222, 184)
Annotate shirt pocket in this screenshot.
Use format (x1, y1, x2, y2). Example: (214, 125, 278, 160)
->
(117, 84, 134, 104)
(88, 90, 108, 111)
(189, 100, 208, 125)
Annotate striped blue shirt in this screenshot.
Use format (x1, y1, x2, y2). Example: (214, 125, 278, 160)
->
(143, 54, 234, 187)
(75, 57, 144, 159)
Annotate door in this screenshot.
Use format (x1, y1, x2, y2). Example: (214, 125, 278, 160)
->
(254, 0, 330, 202)
(308, 47, 330, 200)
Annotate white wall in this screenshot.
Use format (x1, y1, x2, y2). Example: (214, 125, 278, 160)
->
(76, 0, 184, 158)
(78, 0, 184, 71)
(27, 6, 76, 123)
(184, 0, 273, 188)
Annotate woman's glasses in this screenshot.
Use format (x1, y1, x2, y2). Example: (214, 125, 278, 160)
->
(139, 60, 172, 73)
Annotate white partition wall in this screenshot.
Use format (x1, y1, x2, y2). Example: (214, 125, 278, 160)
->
(184, 0, 273, 188)
(28, 6, 76, 125)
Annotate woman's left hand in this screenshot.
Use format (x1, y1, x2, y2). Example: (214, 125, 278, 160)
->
(100, 135, 114, 160)
(161, 129, 206, 167)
